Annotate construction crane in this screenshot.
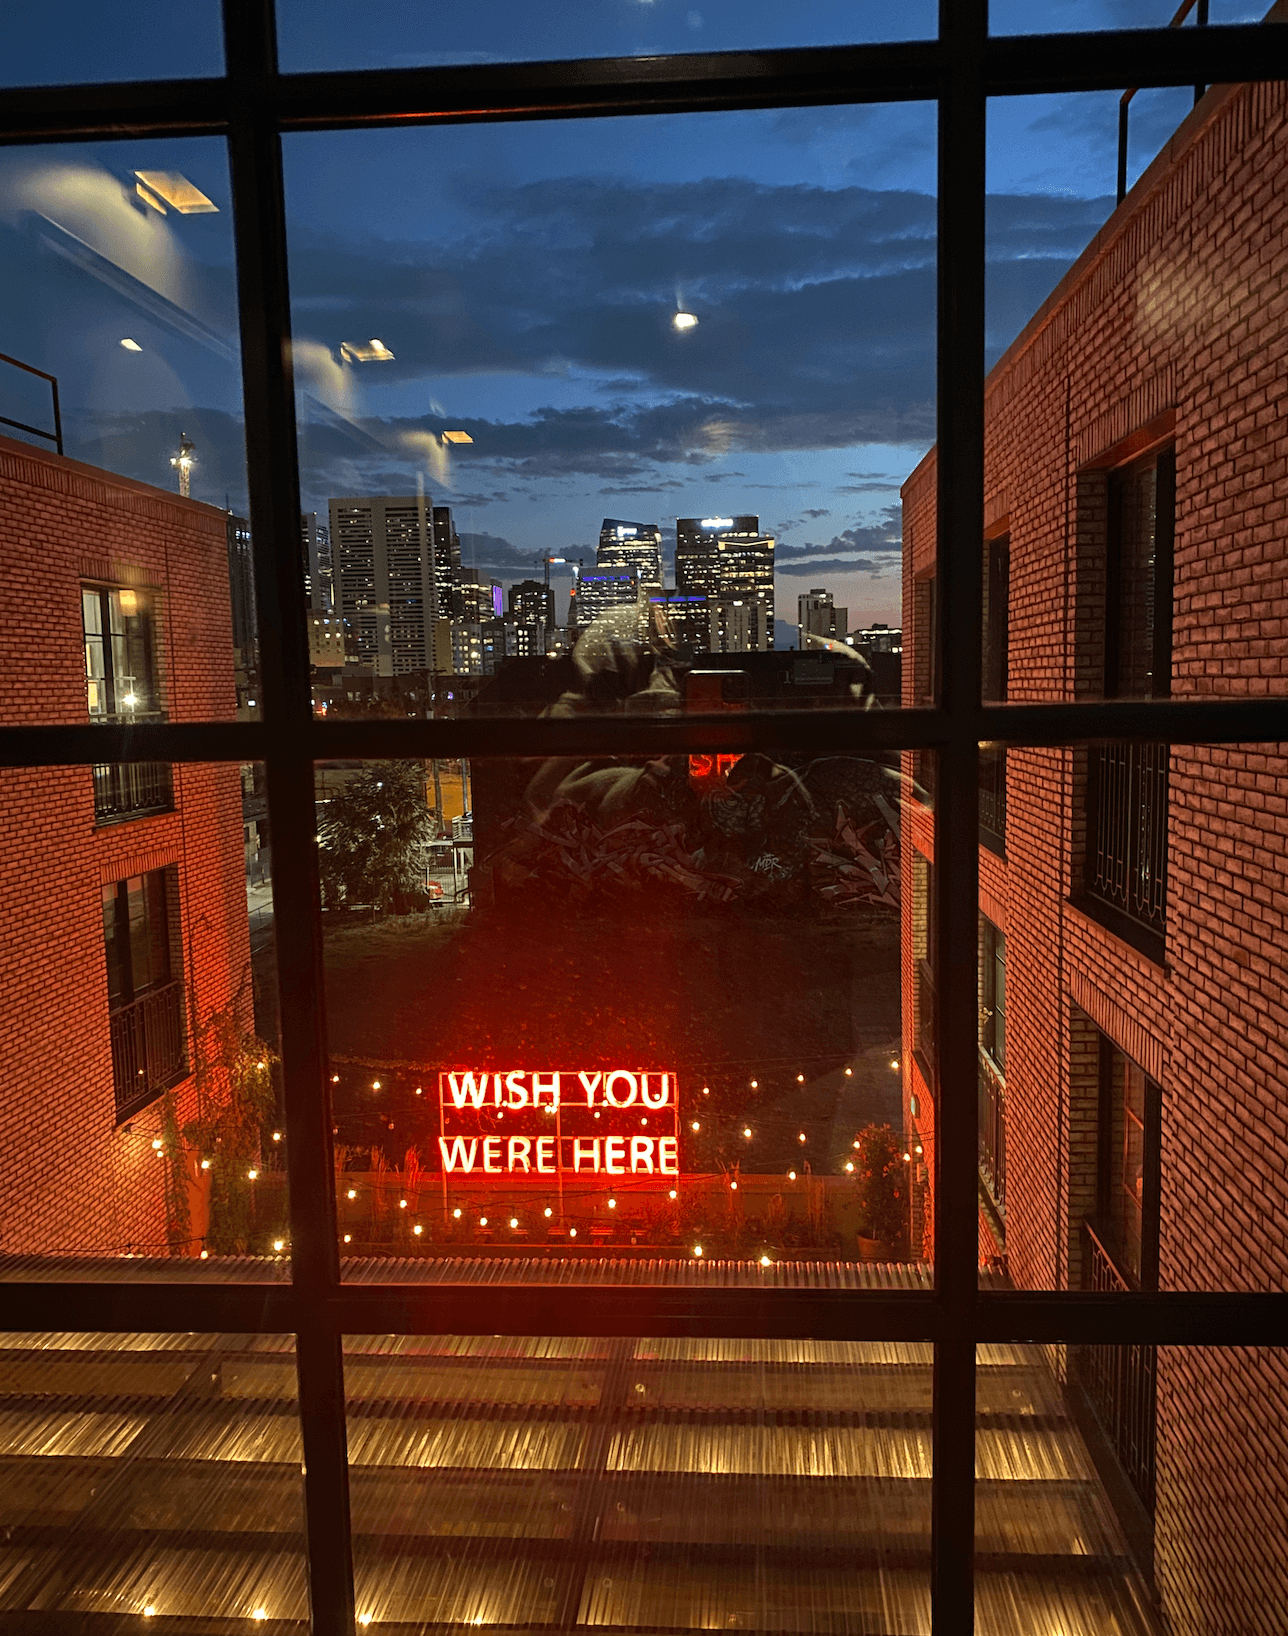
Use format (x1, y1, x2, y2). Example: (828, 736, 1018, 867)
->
(170, 432, 195, 499)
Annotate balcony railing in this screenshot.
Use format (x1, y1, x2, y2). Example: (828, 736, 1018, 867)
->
(109, 980, 188, 1120)
(1084, 741, 1168, 938)
(92, 761, 174, 824)
(978, 1056, 1005, 1212)
(979, 744, 1006, 853)
(1076, 1220, 1158, 1516)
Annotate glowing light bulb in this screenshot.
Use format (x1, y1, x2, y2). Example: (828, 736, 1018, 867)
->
(200, 1249, 209, 1259)
(569, 1227, 578, 1237)
(343, 1234, 351, 1243)
(272, 1131, 281, 1142)
(510, 1217, 519, 1229)
(853, 1140, 861, 1149)
(253, 1612, 267, 1623)
(844, 1067, 853, 1077)
(903, 1152, 911, 1162)
(151, 1138, 162, 1150)
(247, 1169, 258, 1180)
(798, 1133, 806, 1143)
(730, 1181, 738, 1191)
(453, 1208, 462, 1219)
(544, 1207, 553, 1217)
(750, 1079, 758, 1089)
(760, 1255, 772, 1267)
(702, 1087, 709, 1095)
(479, 1216, 488, 1226)
(200, 1159, 210, 1170)
(607, 1198, 617, 1209)
(890, 1059, 900, 1071)
(415, 1087, 422, 1095)
(668, 1189, 677, 1200)
(399, 1199, 407, 1209)
(915, 1145, 923, 1155)
(796, 1074, 804, 1083)
(788, 1170, 797, 1181)
(845, 1162, 854, 1173)
(593, 1111, 600, 1120)
(331, 1074, 340, 1083)
(372, 1080, 381, 1090)
(273, 1238, 285, 1251)
(413, 1224, 422, 1235)
(360, 1617, 373, 1628)
(743, 1127, 752, 1138)
(641, 1117, 648, 1126)
(347, 1189, 356, 1200)
(143, 1607, 157, 1618)
(693, 1244, 703, 1257)
(691, 1121, 700, 1132)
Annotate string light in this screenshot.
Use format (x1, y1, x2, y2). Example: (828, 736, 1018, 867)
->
(743, 1127, 752, 1138)
(247, 1169, 258, 1180)
(143, 1607, 157, 1618)
(252, 1612, 267, 1623)
(760, 1255, 772, 1267)
(360, 1617, 373, 1628)
(750, 1079, 758, 1088)
(347, 1189, 356, 1200)
(372, 1080, 381, 1090)
(151, 1139, 162, 1150)
(343, 1234, 351, 1243)
(730, 1181, 738, 1191)
(544, 1207, 553, 1217)
(399, 1199, 407, 1209)
(414, 1087, 422, 1095)
(702, 1087, 709, 1096)
(844, 1067, 853, 1077)
(479, 1216, 488, 1226)
(607, 1198, 617, 1209)
(640, 1117, 648, 1126)
(693, 1244, 703, 1257)
(200, 1250, 209, 1259)
(668, 1189, 677, 1200)
(788, 1170, 797, 1181)
(331, 1074, 340, 1083)
(798, 1133, 807, 1143)
(200, 1159, 210, 1170)
(413, 1224, 423, 1236)
(853, 1140, 861, 1150)
(903, 1152, 911, 1162)
(845, 1162, 854, 1173)
(273, 1238, 285, 1252)
(271, 1131, 281, 1142)
(509, 1217, 519, 1228)
(453, 1208, 462, 1219)
(691, 1121, 700, 1132)
(569, 1227, 577, 1238)
(796, 1074, 805, 1083)
(890, 1059, 900, 1070)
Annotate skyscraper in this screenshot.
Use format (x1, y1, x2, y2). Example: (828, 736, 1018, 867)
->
(509, 577, 555, 629)
(676, 515, 776, 649)
(570, 564, 639, 627)
(798, 587, 847, 649)
(431, 505, 463, 618)
(597, 518, 663, 589)
(329, 495, 438, 677)
(300, 511, 333, 612)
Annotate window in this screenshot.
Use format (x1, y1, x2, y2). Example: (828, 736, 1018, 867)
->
(978, 918, 1005, 1215)
(102, 868, 187, 1119)
(1093, 1040, 1161, 1292)
(3, 9, 1284, 1636)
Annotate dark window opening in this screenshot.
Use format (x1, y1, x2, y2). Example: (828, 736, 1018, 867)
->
(103, 868, 187, 1120)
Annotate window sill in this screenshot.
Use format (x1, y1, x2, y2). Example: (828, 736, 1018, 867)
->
(94, 803, 176, 828)
(1068, 892, 1165, 968)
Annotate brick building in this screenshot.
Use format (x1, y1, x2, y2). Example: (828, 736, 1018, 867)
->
(0, 434, 251, 1257)
(901, 77, 1288, 1635)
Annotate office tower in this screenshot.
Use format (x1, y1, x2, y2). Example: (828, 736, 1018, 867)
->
(328, 495, 437, 677)
(300, 511, 333, 611)
(509, 577, 555, 629)
(677, 515, 775, 645)
(710, 597, 772, 654)
(798, 587, 847, 648)
(570, 564, 639, 627)
(226, 513, 256, 657)
(597, 518, 663, 589)
(647, 589, 709, 657)
(432, 505, 463, 618)
(459, 572, 503, 625)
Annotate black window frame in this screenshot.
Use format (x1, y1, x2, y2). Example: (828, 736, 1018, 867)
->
(2, 7, 1285, 1634)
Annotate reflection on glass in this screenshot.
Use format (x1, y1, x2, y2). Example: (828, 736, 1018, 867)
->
(4, 0, 224, 88)
(0, 765, 282, 1269)
(0, 1332, 306, 1627)
(0, 138, 250, 723)
(345, 1335, 931, 1631)
(317, 751, 929, 1276)
(285, 108, 935, 718)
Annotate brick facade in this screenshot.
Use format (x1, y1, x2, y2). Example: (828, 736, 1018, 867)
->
(901, 79, 1288, 1636)
(0, 435, 249, 1256)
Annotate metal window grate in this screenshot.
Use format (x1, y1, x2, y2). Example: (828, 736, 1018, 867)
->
(1079, 1223, 1158, 1515)
(109, 978, 188, 1120)
(92, 760, 174, 823)
(1086, 741, 1168, 934)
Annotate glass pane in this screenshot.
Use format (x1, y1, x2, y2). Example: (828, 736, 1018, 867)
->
(346, 1333, 931, 1631)
(0, 138, 250, 723)
(284, 106, 934, 717)
(0, 1331, 306, 1627)
(969, 741, 1287, 1293)
(975, 1345, 1287, 1636)
(991, 2, 1264, 34)
(313, 751, 930, 1278)
(0, 763, 286, 1273)
(278, 1, 936, 73)
(4, 0, 223, 88)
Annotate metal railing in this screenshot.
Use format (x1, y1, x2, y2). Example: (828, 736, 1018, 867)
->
(109, 980, 188, 1119)
(92, 761, 174, 823)
(1085, 741, 1168, 935)
(1117, 0, 1209, 204)
(1078, 1221, 1158, 1515)
(0, 351, 63, 455)
(978, 1056, 1005, 1213)
(979, 744, 1006, 850)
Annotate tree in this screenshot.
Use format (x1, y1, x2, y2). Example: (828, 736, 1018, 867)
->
(318, 760, 435, 913)
(854, 1122, 908, 1250)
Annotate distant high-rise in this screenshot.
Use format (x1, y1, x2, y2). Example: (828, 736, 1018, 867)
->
(571, 565, 639, 627)
(647, 589, 709, 657)
(710, 597, 772, 654)
(510, 578, 555, 629)
(431, 505, 462, 619)
(460, 571, 503, 625)
(226, 513, 256, 657)
(329, 495, 438, 677)
(677, 514, 775, 646)
(301, 512, 333, 611)
(597, 518, 663, 589)
(798, 587, 847, 649)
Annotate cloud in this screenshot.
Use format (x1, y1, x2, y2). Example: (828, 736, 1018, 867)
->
(776, 506, 902, 578)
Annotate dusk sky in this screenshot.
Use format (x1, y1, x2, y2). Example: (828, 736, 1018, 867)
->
(2, 1, 1264, 632)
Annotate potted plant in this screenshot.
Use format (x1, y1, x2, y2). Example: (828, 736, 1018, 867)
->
(854, 1122, 907, 1260)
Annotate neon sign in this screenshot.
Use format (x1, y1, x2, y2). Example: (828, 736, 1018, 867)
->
(437, 1069, 680, 1178)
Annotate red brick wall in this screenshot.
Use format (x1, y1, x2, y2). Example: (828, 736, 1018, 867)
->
(901, 78, 1288, 1634)
(0, 437, 249, 1256)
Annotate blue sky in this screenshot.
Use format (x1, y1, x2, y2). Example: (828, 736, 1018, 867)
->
(2, 1, 1263, 628)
